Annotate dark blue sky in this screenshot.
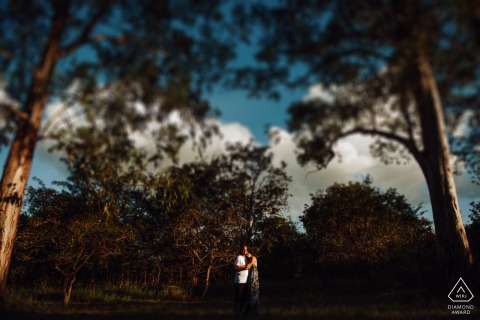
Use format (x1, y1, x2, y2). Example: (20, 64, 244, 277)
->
(208, 88, 303, 144)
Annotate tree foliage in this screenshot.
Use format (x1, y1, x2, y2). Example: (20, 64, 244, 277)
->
(223, 143, 292, 244)
(0, 0, 234, 128)
(301, 180, 435, 277)
(168, 142, 293, 293)
(466, 201, 480, 266)
(14, 185, 134, 305)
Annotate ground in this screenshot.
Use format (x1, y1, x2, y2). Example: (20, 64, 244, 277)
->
(4, 279, 479, 319)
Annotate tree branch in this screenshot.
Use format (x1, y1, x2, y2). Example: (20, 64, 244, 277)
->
(398, 96, 417, 146)
(0, 102, 29, 122)
(38, 103, 70, 138)
(339, 127, 421, 159)
(38, 106, 87, 140)
(341, 127, 404, 145)
(58, 3, 111, 58)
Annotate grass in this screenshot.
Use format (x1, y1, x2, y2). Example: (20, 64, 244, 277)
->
(4, 278, 479, 319)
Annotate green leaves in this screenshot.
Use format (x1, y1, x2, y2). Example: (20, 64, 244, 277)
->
(301, 180, 433, 269)
(16, 186, 134, 277)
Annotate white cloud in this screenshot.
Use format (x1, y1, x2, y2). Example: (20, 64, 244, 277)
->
(173, 121, 255, 165)
(218, 122, 254, 145)
(333, 137, 376, 172)
(304, 84, 333, 102)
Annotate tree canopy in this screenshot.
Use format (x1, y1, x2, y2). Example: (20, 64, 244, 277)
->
(301, 179, 435, 278)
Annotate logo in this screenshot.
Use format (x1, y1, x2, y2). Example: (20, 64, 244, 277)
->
(448, 278, 474, 303)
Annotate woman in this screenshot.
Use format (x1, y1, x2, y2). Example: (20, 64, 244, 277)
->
(245, 251, 260, 315)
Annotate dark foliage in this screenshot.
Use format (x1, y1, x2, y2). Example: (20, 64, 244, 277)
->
(301, 179, 438, 283)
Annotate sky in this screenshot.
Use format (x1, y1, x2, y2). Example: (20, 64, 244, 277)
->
(2, 81, 479, 228)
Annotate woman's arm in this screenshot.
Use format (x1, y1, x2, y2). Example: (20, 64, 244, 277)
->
(245, 256, 257, 270)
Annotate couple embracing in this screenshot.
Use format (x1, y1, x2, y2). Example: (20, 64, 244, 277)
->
(233, 245, 260, 316)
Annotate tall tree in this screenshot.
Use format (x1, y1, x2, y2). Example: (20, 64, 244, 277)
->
(170, 142, 292, 295)
(223, 143, 292, 244)
(0, 0, 232, 306)
(233, 0, 479, 280)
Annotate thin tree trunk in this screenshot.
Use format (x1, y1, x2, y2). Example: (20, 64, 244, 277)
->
(413, 50, 474, 280)
(144, 265, 148, 286)
(201, 262, 213, 299)
(154, 261, 161, 285)
(0, 3, 69, 308)
(63, 275, 76, 306)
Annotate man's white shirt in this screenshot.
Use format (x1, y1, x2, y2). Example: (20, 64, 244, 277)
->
(234, 255, 248, 283)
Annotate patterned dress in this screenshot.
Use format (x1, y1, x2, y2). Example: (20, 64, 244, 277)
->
(246, 264, 260, 315)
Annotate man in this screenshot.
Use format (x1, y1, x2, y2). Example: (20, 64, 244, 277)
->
(233, 244, 249, 315)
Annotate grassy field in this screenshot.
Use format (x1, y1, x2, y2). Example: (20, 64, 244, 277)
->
(4, 278, 479, 319)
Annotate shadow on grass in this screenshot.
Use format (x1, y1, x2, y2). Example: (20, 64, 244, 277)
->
(4, 279, 479, 319)
(6, 303, 477, 320)
(4, 306, 475, 320)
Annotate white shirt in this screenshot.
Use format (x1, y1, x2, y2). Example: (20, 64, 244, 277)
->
(234, 255, 248, 283)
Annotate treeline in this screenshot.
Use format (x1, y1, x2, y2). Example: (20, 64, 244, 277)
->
(9, 140, 479, 305)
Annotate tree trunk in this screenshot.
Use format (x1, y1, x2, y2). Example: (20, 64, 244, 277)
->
(155, 261, 161, 285)
(63, 275, 76, 306)
(201, 263, 213, 299)
(413, 50, 474, 280)
(0, 4, 69, 308)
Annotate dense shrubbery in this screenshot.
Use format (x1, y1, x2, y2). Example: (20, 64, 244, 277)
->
(300, 179, 439, 283)
(466, 201, 480, 270)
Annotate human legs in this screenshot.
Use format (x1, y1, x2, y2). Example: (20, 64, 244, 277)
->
(233, 283, 246, 315)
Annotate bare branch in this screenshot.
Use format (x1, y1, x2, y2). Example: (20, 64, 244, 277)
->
(0, 101, 29, 122)
(398, 96, 417, 145)
(38, 103, 70, 137)
(339, 127, 422, 161)
(38, 106, 86, 140)
(58, 3, 111, 58)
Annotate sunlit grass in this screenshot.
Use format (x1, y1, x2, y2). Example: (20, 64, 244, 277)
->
(6, 283, 190, 304)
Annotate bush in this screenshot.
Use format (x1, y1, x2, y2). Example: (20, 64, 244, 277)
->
(301, 180, 436, 280)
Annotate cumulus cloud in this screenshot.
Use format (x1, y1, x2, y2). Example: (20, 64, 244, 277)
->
(175, 121, 255, 165)
(31, 104, 257, 183)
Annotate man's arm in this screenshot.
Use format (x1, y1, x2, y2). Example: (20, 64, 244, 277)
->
(234, 256, 246, 271)
(235, 264, 247, 271)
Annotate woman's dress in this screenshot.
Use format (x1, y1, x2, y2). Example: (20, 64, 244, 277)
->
(246, 264, 260, 315)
